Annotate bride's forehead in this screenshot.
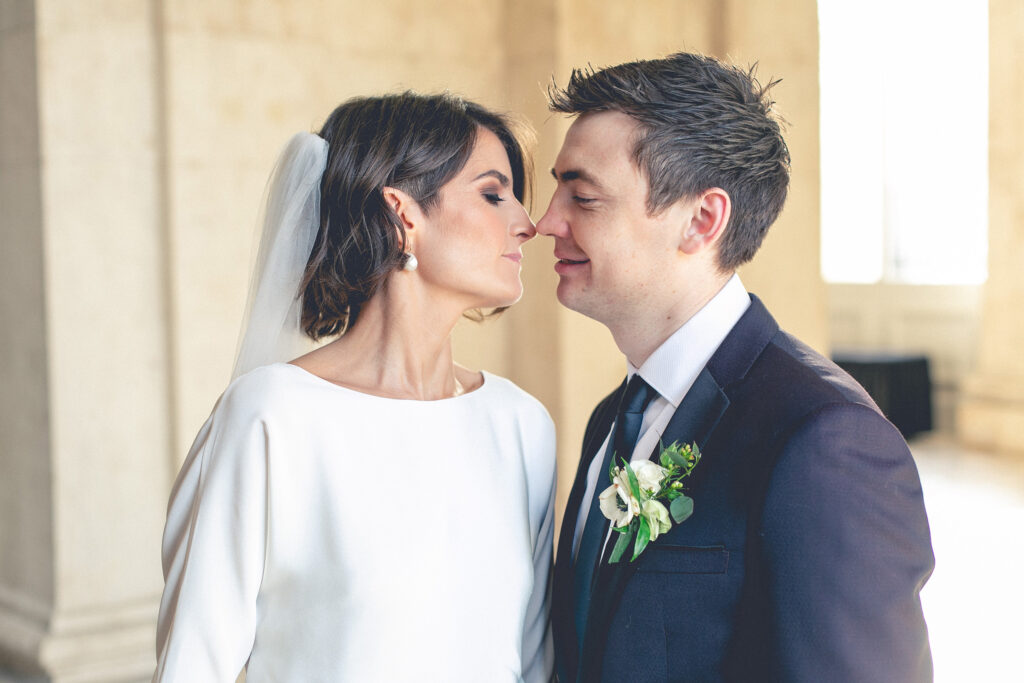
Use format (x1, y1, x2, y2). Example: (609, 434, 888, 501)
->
(458, 129, 512, 177)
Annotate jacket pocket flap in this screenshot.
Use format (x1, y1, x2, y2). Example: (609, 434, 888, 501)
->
(636, 544, 729, 574)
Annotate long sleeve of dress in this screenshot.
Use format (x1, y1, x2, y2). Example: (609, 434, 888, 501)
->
(153, 390, 270, 683)
(521, 414, 557, 683)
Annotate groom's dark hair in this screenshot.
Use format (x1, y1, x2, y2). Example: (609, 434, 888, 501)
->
(548, 52, 790, 272)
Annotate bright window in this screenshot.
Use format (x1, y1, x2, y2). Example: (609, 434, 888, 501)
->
(819, 0, 988, 284)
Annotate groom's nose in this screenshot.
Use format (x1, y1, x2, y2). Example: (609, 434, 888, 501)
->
(535, 200, 568, 239)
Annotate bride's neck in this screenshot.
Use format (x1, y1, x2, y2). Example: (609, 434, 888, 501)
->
(309, 278, 468, 400)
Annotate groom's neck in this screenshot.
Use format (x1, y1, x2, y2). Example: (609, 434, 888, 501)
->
(608, 270, 732, 367)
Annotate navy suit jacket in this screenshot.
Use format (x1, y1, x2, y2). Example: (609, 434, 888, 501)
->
(552, 295, 934, 682)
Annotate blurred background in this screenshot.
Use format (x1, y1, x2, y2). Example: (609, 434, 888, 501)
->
(1, 0, 1022, 680)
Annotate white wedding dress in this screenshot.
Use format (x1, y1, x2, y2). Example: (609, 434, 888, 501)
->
(153, 363, 555, 682)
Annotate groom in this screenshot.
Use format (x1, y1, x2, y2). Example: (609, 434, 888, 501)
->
(537, 53, 934, 682)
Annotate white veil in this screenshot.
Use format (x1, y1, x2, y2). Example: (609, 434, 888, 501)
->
(231, 132, 329, 380)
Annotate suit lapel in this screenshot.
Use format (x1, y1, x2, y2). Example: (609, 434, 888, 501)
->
(579, 368, 729, 678)
(650, 367, 730, 462)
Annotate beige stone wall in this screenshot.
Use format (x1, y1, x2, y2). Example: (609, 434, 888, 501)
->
(0, 0, 824, 679)
(492, 0, 561, 415)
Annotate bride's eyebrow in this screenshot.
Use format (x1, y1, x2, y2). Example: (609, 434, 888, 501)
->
(473, 170, 510, 187)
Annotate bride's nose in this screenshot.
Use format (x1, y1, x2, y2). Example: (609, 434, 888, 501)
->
(511, 202, 536, 242)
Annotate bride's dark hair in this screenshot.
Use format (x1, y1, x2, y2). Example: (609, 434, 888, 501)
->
(300, 91, 533, 340)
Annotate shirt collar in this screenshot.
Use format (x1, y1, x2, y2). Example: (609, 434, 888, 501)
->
(627, 274, 750, 408)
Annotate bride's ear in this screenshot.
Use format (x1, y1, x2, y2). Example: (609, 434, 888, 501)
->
(382, 186, 424, 253)
(382, 187, 421, 233)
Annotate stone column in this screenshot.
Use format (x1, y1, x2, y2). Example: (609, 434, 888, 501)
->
(958, 0, 1024, 452)
(723, 0, 827, 352)
(0, 1, 172, 680)
(0, 0, 53, 676)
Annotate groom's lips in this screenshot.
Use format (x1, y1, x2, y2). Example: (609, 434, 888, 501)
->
(554, 254, 590, 275)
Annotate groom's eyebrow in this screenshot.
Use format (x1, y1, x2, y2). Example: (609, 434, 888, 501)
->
(551, 167, 604, 190)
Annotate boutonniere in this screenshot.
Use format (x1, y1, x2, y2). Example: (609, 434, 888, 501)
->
(598, 441, 701, 563)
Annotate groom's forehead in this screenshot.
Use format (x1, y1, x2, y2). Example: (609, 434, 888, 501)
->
(557, 118, 640, 173)
(564, 111, 637, 153)
(554, 120, 648, 191)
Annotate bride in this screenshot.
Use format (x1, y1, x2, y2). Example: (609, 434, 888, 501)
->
(153, 92, 555, 682)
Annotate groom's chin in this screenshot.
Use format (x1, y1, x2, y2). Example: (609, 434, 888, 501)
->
(554, 281, 588, 315)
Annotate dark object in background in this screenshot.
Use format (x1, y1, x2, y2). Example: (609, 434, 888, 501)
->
(832, 352, 933, 439)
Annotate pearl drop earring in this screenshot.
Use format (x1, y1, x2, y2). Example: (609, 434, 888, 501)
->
(403, 252, 418, 271)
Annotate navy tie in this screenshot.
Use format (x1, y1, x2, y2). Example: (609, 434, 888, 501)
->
(573, 374, 655, 643)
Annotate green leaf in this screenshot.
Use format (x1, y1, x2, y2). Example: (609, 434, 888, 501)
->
(662, 442, 688, 469)
(608, 455, 619, 483)
(622, 459, 641, 501)
(659, 451, 673, 469)
(632, 517, 651, 561)
(670, 494, 694, 524)
(609, 528, 632, 564)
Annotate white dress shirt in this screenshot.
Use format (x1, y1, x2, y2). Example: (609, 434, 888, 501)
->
(572, 274, 751, 558)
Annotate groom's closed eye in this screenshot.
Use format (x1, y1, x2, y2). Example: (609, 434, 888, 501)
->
(550, 169, 603, 208)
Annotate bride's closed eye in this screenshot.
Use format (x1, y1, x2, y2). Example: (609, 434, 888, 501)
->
(483, 191, 506, 205)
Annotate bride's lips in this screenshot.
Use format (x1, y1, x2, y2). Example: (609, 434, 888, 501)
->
(554, 252, 589, 275)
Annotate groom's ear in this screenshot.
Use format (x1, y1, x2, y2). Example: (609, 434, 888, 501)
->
(679, 187, 730, 255)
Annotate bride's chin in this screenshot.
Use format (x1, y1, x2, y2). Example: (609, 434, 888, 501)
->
(446, 275, 524, 312)
(495, 282, 525, 308)
(470, 286, 523, 311)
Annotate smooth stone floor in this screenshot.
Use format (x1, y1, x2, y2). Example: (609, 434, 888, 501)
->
(914, 434, 1024, 683)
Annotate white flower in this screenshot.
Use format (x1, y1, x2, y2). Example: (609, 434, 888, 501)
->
(641, 499, 672, 541)
(632, 460, 668, 495)
(598, 467, 640, 527)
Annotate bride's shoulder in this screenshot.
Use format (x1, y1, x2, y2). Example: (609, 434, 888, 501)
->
(481, 372, 554, 427)
(180, 364, 310, 472)
(482, 373, 557, 487)
(211, 363, 312, 421)
(226, 360, 301, 393)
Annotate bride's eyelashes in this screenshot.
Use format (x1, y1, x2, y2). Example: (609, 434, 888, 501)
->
(483, 191, 506, 205)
